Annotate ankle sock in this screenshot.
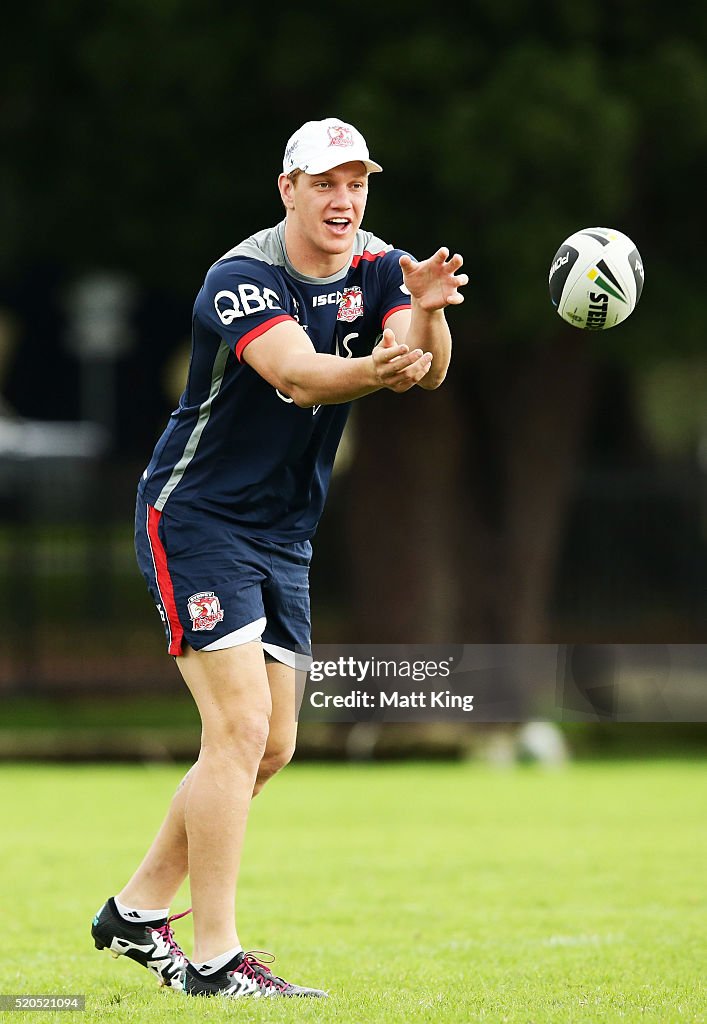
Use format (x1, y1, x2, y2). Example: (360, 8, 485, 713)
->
(192, 946, 244, 975)
(113, 896, 169, 924)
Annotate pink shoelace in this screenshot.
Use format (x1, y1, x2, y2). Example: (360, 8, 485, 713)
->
(153, 907, 192, 960)
(150, 911, 285, 990)
(236, 951, 288, 991)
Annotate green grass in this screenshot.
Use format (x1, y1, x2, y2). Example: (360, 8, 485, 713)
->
(0, 761, 705, 1023)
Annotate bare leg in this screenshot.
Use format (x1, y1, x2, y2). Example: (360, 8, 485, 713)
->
(178, 642, 272, 963)
(117, 764, 195, 910)
(115, 653, 298, 947)
(253, 660, 299, 796)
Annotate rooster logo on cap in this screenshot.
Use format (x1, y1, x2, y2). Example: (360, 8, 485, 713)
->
(328, 125, 354, 148)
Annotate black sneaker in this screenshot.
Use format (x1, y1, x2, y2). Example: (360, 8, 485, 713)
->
(184, 955, 261, 999)
(184, 950, 327, 999)
(230, 950, 328, 998)
(91, 898, 188, 990)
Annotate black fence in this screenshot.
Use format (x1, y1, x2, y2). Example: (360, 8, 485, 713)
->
(0, 454, 705, 696)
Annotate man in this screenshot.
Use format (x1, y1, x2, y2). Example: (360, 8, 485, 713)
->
(91, 117, 467, 998)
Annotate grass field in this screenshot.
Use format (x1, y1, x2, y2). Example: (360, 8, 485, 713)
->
(1, 760, 704, 1023)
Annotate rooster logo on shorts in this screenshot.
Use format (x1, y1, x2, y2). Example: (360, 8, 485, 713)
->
(187, 591, 225, 631)
(328, 125, 354, 148)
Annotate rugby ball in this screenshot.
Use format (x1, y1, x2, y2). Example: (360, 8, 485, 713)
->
(549, 227, 644, 330)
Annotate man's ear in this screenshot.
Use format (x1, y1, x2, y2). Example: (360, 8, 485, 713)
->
(278, 173, 296, 211)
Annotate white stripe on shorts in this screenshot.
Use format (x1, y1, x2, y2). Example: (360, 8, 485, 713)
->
(202, 617, 267, 652)
(262, 642, 312, 672)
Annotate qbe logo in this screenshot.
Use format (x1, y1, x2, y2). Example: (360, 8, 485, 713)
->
(215, 285, 281, 325)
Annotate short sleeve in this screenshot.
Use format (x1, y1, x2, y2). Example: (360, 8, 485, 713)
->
(378, 249, 413, 328)
(195, 259, 297, 361)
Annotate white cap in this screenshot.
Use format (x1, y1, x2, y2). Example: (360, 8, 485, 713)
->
(282, 117, 383, 176)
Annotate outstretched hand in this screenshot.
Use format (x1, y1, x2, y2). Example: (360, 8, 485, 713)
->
(371, 328, 432, 393)
(399, 248, 468, 312)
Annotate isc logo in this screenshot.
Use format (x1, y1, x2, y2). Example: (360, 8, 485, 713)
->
(312, 292, 343, 306)
(214, 285, 281, 325)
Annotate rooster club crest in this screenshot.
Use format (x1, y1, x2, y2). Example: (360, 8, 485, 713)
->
(337, 286, 364, 323)
(187, 591, 224, 632)
(328, 125, 354, 148)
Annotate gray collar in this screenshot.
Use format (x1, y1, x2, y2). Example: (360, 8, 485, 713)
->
(277, 220, 353, 285)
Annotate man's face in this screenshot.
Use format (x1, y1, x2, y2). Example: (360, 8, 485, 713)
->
(279, 161, 369, 263)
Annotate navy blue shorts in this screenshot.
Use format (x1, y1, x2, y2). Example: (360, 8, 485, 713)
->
(135, 493, 311, 665)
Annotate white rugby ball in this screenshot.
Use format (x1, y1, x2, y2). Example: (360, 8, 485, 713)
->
(549, 227, 644, 330)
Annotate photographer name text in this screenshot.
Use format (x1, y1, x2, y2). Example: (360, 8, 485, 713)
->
(309, 690, 474, 712)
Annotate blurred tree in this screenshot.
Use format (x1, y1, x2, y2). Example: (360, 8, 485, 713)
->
(339, 4, 707, 641)
(2, 1, 706, 639)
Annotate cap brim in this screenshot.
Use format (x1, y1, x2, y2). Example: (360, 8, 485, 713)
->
(300, 155, 383, 175)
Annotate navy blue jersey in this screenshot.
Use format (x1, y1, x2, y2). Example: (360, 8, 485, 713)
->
(139, 221, 411, 541)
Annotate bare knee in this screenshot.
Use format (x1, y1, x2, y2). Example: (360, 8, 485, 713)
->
(202, 711, 271, 768)
(254, 743, 295, 794)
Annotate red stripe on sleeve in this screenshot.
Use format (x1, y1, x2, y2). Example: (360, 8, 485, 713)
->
(351, 250, 388, 268)
(146, 505, 184, 657)
(235, 314, 296, 361)
(382, 303, 412, 327)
